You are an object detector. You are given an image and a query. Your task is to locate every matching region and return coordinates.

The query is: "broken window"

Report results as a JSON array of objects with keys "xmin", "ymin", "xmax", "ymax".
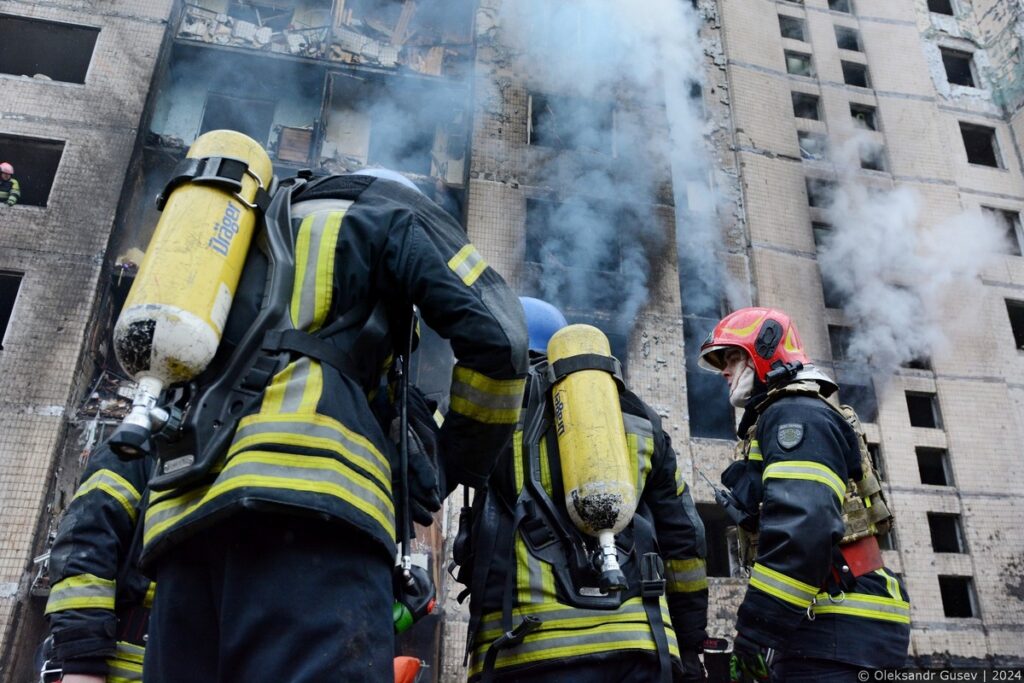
[
  {"xmin": 1006, "ymin": 299, "xmax": 1024, "ymax": 349},
  {"xmin": 906, "ymin": 391, "xmax": 942, "ymax": 429},
  {"xmin": 928, "ymin": 0, "xmax": 955, "ymax": 15},
  {"xmin": 778, "ymin": 15, "xmax": 807, "ymax": 42},
  {"xmin": 200, "ymin": 92, "xmax": 277, "ymax": 146},
  {"xmin": 812, "ymin": 221, "xmax": 833, "ymax": 250},
  {"xmin": 837, "ymin": 376, "xmax": 877, "ymax": 422},
  {"xmin": 917, "ymin": 447, "xmax": 953, "ymax": 486},
  {"xmin": 697, "ymin": 503, "xmax": 738, "ymax": 577},
  {"xmin": 903, "ymin": 355, "xmax": 933, "ymax": 370},
  {"xmin": 860, "ymin": 145, "xmax": 886, "ymax": 171},
  {"xmin": 941, "ymin": 48, "xmax": 976, "ymax": 87},
  {"xmin": 867, "ymin": 442, "xmax": 885, "ymax": 478},
  {"xmin": 0, "ymin": 271, "xmax": 22, "ymax": 350},
  {"xmin": 806, "ymin": 178, "xmax": 835, "ymax": 208},
  {"xmin": 828, "ymin": 325, "xmax": 852, "ymax": 361},
  {"xmin": 939, "ymin": 576, "xmax": 977, "ymax": 618},
  {"xmin": 982, "ymin": 207, "xmax": 1023, "ymax": 256},
  {"xmin": 798, "ymin": 131, "xmax": 827, "ymax": 161},
  {"xmin": 685, "ymin": 316, "xmax": 736, "ymax": 439},
  {"xmin": 842, "ymin": 61, "xmax": 870, "ymax": 87},
  {"xmin": 835, "ymin": 25, "xmax": 861, "ymax": 51},
  {"xmin": 878, "ymin": 528, "xmax": 897, "ymax": 551},
  {"xmin": 960, "ymin": 122, "xmax": 1001, "ymax": 167},
  {"xmin": 528, "ymin": 93, "xmax": 614, "ymax": 154},
  {"xmin": 0, "ymin": 133, "xmax": 65, "ymax": 207},
  {"xmin": 850, "ymin": 103, "xmax": 878, "ymax": 130},
  {"xmin": 828, "ymin": 0, "xmax": 853, "ymax": 13},
  {"xmin": 791, "ymin": 92, "xmax": 821, "ymax": 120},
  {"xmin": 0, "ymin": 14, "xmax": 99, "ymax": 84},
  {"xmin": 785, "ymin": 51, "xmax": 814, "ymax": 77},
  {"xmin": 226, "ymin": 1, "xmax": 295, "ymax": 32},
  {"xmin": 928, "ymin": 513, "xmax": 966, "ymax": 553}
]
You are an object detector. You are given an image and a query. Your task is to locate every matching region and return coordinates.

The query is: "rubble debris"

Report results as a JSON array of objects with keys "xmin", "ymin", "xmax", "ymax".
[{"xmin": 76, "ymin": 371, "xmax": 135, "ymax": 424}]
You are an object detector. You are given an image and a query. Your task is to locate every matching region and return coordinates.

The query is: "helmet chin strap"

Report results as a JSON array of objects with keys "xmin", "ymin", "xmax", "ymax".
[{"xmin": 728, "ymin": 362, "xmax": 756, "ymax": 407}]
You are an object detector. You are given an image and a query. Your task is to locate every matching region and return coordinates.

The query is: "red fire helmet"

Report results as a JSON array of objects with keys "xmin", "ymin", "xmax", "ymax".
[
  {"xmin": 698, "ymin": 307, "xmax": 810, "ymax": 383},
  {"xmin": 0, "ymin": 163, "xmax": 12, "ymax": 175}
]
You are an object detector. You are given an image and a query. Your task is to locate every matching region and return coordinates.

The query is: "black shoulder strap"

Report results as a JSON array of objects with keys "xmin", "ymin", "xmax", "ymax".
[{"xmin": 157, "ymin": 156, "xmax": 271, "ymax": 213}]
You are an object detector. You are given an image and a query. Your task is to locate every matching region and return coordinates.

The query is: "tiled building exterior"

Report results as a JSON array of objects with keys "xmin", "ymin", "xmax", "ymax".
[{"xmin": 1, "ymin": 0, "xmax": 1023, "ymax": 680}]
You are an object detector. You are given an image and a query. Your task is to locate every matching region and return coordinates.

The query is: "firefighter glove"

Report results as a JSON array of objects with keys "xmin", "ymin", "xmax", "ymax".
[{"xmin": 730, "ymin": 633, "xmax": 770, "ymax": 682}]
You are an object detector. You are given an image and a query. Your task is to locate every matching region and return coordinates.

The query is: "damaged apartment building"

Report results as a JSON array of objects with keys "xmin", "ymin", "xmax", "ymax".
[{"xmin": 2, "ymin": 0, "xmax": 1024, "ymax": 681}]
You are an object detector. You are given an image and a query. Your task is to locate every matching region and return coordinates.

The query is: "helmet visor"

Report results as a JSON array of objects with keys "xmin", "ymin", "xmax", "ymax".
[{"xmin": 697, "ymin": 344, "xmax": 734, "ymax": 373}]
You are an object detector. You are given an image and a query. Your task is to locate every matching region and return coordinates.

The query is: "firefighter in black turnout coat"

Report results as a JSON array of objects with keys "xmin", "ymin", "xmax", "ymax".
[
  {"xmin": 699, "ymin": 307, "xmax": 910, "ymax": 682},
  {"xmin": 141, "ymin": 169, "xmax": 528, "ymax": 683},
  {"xmin": 452, "ymin": 297, "xmax": 708, "ymax": 683},
  {"xmin": 43, "ymin": 443, "xmax": 153, "ymax": 683}
]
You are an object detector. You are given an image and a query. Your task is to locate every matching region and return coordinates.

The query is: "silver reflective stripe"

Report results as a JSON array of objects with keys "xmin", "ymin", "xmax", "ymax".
[
  {"xmin": 450, "ymin": 379, "xmax": 523, "ymax": 414},
  {"xmin": 73, "ymin": 469, "xmax": 142, "ymax": 521},
  {"xmin": 624, "ymin": 413, "xmax": 654, "ymax": 490},
  {"xmin": 107, "ymin": 641, "xmax": 145, "ymax": 683},
  {"xmin": 666, "ymin": 559, "xmax": 707, "ymax": 593},
  {"xmin": 479, "ymin": 598, "xmax": 651, "ymax": 634},
  {"xmin": 280, "ymin": 358, "xmax": 312, "ymax": 413},
  {"xmin": 763, "ymin": 461, "xmax": 846, "ymax": 501},
  {"xmin": 448, "ymin": 244, "xmax": 488, "ymax": 286},
  {"xmin": 295, "ymin": 211, "xmax": 331, "ymax": 330},
  {"xmin": 812, "ymin": 593, "xmax": 910, "ymax": 623},
  {"xmin": 231, "ymin": 417, "xmax": 391, "ymax": 487}
]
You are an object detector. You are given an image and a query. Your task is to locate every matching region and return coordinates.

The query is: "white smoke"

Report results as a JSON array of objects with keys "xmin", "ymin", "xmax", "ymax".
[
  {"xmin": 817, "ymin": 132, "xmax": 1005, "ymax": 376},
  {"xmin": 496, "ymin": 0, "xmax": 716, "ymax": 333}
]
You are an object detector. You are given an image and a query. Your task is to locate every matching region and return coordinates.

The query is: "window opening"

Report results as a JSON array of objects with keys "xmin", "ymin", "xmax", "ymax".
[
  {"xmin": 0, "ymin": 133, "xmax": 65, "ymax": 207},
  {"xmin": 792, "ymin": 92, "xmax": 821, "ymax": 120},
  {"xmin": 941, "ymin": 49, "xmax": 976, "ymax": 87},
  {"xmin": 917, "ymin": 447, "xmax": 952, "ymax": 486},
  {"xmin": 835, "ymin": 26, "xmax": 861, "ymax": 51},
  {"xmin": 928, "ymin": 513, "xmax": 965, "ymax": 553},
  {"xmin": 0, "ymin": 271, "xmax": 22, "ymax": 349},
  {"xmin": 842, "ymin": 61, "xmax": 870, "ymax": 88},
  {"xmin": 0, "ymin": 14, "xmax": 98, "ymax": 84},
  {"xmin": 982, "ymin": 207, "xmax": 1022, "ymax": 256},
  {"xmin": 938, "ymin": 576, "xmax": 977, "ymax": 618},
  {"xmin": 1005, "ymin": 299, "xmax": 1024, "ymax": 349},
  {"xmin": 785, "ymin": 51, "xmax": 814, "ymax": 77},
  {"xmin": 960, "ymin": 123, "xmax": 1001, "ymax": 167},
  {"xmin": 906, "ymin": 391, "xmax": 942, "ymax": 429},
  {"xmin": 850, "ymin": 103, "xmax": 878, "ymax": 130},
  {"xmin": 779, "ymin": 15, "xmax": 807, "ymax": 41}
]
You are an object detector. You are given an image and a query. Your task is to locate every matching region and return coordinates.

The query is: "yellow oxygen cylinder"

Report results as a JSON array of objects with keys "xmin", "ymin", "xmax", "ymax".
[
  {"xmin": 548, "ymin": 324, "xmax": 636, "ymax": 591},
  {"xmin": 110, "ymin": 130, "xmax": 272, "ymax": 457}
]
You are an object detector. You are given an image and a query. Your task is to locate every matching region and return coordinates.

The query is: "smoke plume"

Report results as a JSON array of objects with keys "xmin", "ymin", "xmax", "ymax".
[
  {"xmin": 496, "ymin": 0, "xmax": 715, "ymax": 334},
  {"xmin": 817, "ymin": 132, "xmax": 1005, "ymax": 376}
]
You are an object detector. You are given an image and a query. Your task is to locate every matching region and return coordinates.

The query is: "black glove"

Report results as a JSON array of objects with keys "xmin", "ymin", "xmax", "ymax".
[
  {"xmin": 394, "ymin": 387, "xmax": 443, "ymax": 527},
  {"xmin": 680, "ymin": 648, "xmax": 706, "ymax": 682},
  {"xmin": 730, "ymin": 633, "xmax": 770, "ymax": 682}
]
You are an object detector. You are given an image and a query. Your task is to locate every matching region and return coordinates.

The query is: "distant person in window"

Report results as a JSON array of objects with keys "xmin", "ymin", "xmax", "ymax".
[{"xmin": 0, "ymin": 163, "xmax": 20, "ymax": 206}]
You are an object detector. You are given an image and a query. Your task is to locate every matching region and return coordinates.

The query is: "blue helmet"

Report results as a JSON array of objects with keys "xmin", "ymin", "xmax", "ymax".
[{"xmin": 520, "ymin": 297, "xmax": 568, "ymax": 353}]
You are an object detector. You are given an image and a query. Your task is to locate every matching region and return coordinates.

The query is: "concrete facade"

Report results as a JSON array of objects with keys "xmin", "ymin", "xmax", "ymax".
[{"xmin": 2, "ymin": 0, "xmax": 1024, "ymax": 679}]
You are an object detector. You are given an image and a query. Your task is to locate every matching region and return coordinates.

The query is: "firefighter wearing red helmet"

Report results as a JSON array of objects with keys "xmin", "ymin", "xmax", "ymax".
[
  {"xmin": 699, "ymin": 307, "xmax": 909, "ymax": 682},
  {"xmin": 0, "ymin": 162, "xmax": 20, "ymax": 207}
]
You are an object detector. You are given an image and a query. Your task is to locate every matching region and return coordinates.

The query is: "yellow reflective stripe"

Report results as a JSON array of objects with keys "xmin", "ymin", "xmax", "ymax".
[
  {"xmin": 749, "ymin": 563, "xmax": 818, "ymax": 609},
  {"xmin": 145, "ymin": 451, "xmax": 395, "ymax": 546},
  {"xmin": 72, "ymin": 469, "xmax": 141, "ymax": 521},
  {"xmin": 448, "ymin": 244, "xmax": 489, "ymax": 286},
  {"xmin": 539, "ymin": 438, "xmax": 552, "ymax": 497},
  {"xmin": 143, "ymin": 582, "xmax": 156, "ymax": 609},
  {"xmin": 676, "ymin": 473, "xmax": 686, "ymax": 497},
  {"xmin": 812, "ymin": 591, "xmax": 910, "ymax": 624},
  {"xmin": 763, "ymin": 460, "xmax": 845, "ymax": 502},
  {"xmin": 312, "ymin": 213, "xmax": 342, "ymax": 329},
  {"xmin": 513, "ymin": 430, "xmax": 525, "ymax": 493},
  {"xmin": 450, "ymin": 367, "xmax": 524, "ymax": 424},
  {"xmin": 876, "ymin": 569, "xmax": 903, "ymax": 602},
  {"xmin": 45, "ymin": 574, "xmax": 116, "ymax": 613},
  {"xmin": 260, "ymin": 358, "xmax": 323, "ymax": 416},
  {"xmin": 748, "ymin": 439, "xmax": 763, "ymax": 462},
  {"xmin": 666, "ymin": 558, "xmax": 708, "ymax": 593},
  {"xmin": 108, "ymin": 640, "xmax": 146, "ymax": 681},
  {"xmin": 230, "ymin": 412, "xmax": 391, "ymax": 489}
]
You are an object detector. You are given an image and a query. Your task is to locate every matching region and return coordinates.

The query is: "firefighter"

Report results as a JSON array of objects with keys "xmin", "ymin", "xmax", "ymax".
[
  {"xmin": 451, "ymin": 297, "xmax": 708, "ymax": 683},
  {"xmin": 42, "ymin": 443, "xmax": 153, "ymax": 683},
  {"xmin": 698, "ymin": 307, "xmax": 910, "ymax": 682},
  {"xmin": 0, "ymin": 162, "xmax": 20, "ymax": 206},
  {"xmin": 140, "ymin": 168, "xmax": 528, "ymax": 683}
]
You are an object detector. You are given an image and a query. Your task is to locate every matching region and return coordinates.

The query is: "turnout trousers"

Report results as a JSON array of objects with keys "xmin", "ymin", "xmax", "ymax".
[{"xmin": 145, "ymin": 512, "xmax": 394, "ymax": 683}]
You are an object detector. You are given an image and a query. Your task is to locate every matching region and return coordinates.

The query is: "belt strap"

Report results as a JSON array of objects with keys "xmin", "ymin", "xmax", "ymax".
[
  {"xmin": 157, "ymin": 155, "xmax": 272, "ymax": 213},
  {"xmin": 262, "ymin": 328, "xmax": 361, "ymax": 380},
  {"xmin": 640, "ymin": 553, "xmax": 672, "ymax": 683}
]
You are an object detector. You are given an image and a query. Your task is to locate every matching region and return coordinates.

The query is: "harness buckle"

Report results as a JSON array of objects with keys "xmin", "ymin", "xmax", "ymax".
[{"xmin": 640, "ymin": 552, "xmax": 666, "ymax": 598}]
